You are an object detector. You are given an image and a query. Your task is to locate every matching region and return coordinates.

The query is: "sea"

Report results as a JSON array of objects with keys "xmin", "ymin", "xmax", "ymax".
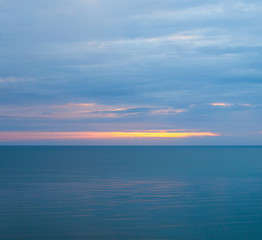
[{"xmin": 1, "ymin": 146, "xmax": 262, "ymax": 240}]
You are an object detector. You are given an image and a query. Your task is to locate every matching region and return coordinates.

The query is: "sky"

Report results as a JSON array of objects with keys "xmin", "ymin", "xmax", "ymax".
[{"xmin": 0, "ymin": 0, "xmax": 262, "ymax": 145}]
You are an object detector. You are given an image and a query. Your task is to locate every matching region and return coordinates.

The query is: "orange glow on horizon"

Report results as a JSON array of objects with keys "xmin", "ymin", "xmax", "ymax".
[{"xmin": 0, "ymin": 131, "xmax": 220, "ymax": 141}]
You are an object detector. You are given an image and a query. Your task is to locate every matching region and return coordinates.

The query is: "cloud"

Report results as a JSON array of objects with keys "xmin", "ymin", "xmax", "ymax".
[
  {"xmin": 239, "ymin": 103, "xmax": 253, "ymax": 107},
  {"xmin": 151, "ymin": 108, "xmax": 187, "ymax": 115},
  {"xmin": 0, "ymin": 77, "xmax": 33, "ymax": 83},
  {"xmin": 133, "ymin": 2, "xmax": 262, "ymax": 22},
  {"xmin": 209, "ymin": 103, "xmax": 233, "ymax": 107},
  {"xmin": 0, "ymin": 102, "xmax": 188, "ymax": 119},
  {"xmin": 0, "ymin": 77, "xmax": 17, "ymax": 83},
  {"xmin": 131, "ymin": 4, "xmax": 226, "ymax": 21},
  {"xmin": 0, "ymin": 0, "xmax": 262, "ymax": 144},
  {"xmin": 0, "ymin": 103, "xmax": 139, "ymax": 119},
  {"xmin": 50, "ymin": 32, "xmax": 200, "ymax": 57},
  {"xmin": 0, "ymin": 130, "xmax": 220, "ymax": 141}
]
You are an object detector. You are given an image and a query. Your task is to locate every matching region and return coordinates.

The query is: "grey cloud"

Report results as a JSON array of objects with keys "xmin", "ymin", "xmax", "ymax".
[{"xmin": 1, "ymin": 0, "xmax": 262, "ymax": 143}]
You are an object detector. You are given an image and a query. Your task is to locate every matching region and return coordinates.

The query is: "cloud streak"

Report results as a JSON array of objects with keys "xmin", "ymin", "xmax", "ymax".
[
  {"xmin": 0, "ymin": 77, "xmax": 33, "ymax": 83},
  {"xmin": 0, "ymin": 103, "xmax": 187, "ymax": 119}
]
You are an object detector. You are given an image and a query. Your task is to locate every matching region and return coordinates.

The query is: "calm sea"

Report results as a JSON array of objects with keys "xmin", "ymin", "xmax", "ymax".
[{"xmin": 1, "ymin": 146, "xmax": 262, "ymax": 240}]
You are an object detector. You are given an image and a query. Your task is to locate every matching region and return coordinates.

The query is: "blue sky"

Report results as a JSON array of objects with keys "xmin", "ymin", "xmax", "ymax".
[{"xmin": 0, "ymin": 0, "xmax": 262, "ymax": 144}]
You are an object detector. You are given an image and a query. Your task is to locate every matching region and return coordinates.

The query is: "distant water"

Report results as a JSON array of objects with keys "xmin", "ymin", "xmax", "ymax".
[{"xmin": 1, "ymin": 146, "xmax": 262, "ymax": 240}]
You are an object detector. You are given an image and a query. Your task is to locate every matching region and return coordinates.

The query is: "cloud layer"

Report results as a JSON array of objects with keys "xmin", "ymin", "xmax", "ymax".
[{"xmin": 0, "ymin": 0, "xmax": 262, "ymax": 144}]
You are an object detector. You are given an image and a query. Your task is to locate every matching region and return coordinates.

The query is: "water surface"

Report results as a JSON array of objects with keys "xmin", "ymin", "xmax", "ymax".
[{"xmin": 1, "ymin": 146, "xmax": 262, "ymax": 239}]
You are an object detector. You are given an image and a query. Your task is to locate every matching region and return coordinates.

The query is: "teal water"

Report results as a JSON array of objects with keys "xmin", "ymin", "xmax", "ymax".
[{"xmin": 1, "ymin": 146, "xmax": 262, "ymax": 239}]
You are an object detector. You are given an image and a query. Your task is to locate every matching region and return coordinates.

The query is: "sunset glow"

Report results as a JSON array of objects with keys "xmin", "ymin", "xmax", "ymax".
[{"xmin": 0, "ymin": 131, "xmax": 220, "ymax": 141}]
